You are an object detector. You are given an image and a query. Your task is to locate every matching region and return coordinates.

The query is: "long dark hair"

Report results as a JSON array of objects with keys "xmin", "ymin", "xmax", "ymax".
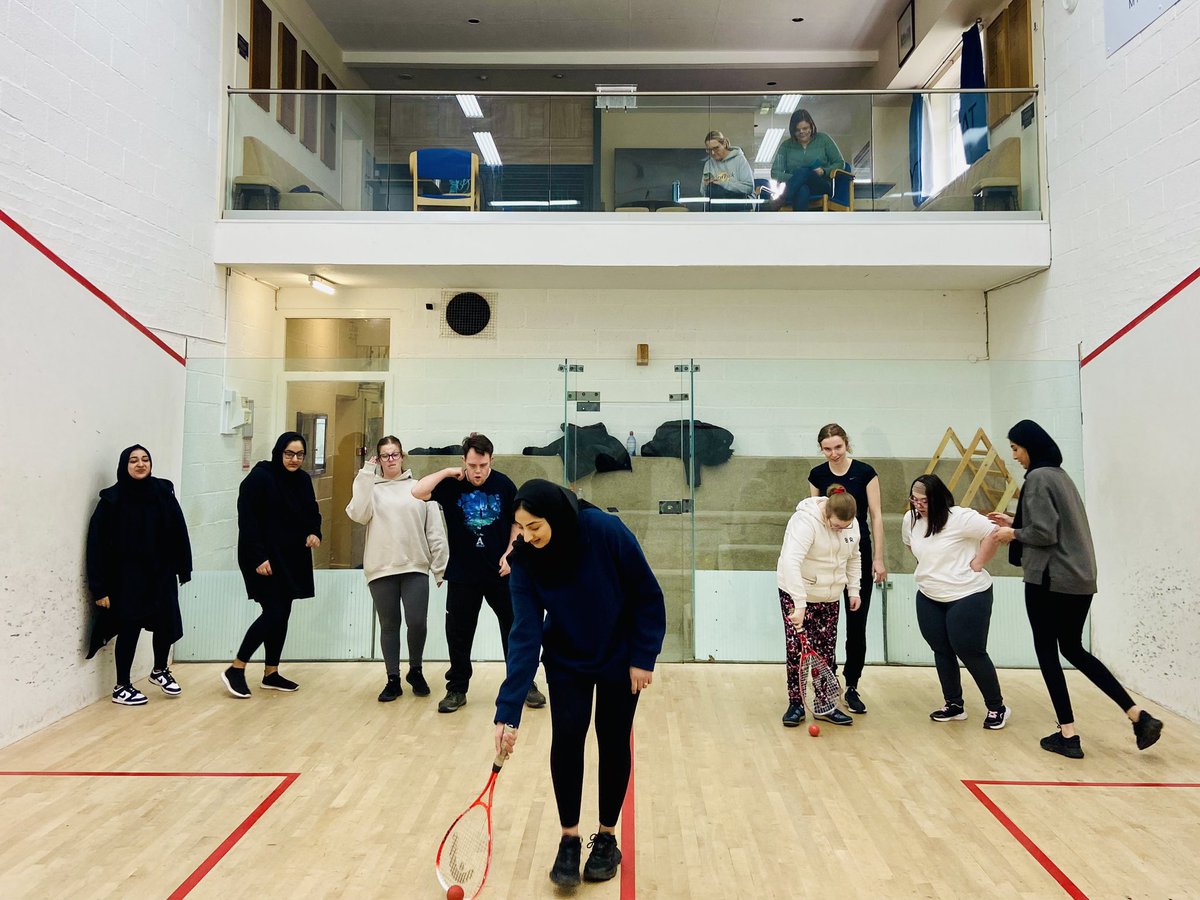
[
  {"xmin": 910, "ymin": 474, "xmax": 954, "ymax": 537},
  {"xmin": 788, "ymin": 108, "xmax": 818, "ymax": 138}
]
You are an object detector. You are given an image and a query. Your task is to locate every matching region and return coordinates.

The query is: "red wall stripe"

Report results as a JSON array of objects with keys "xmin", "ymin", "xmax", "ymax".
[
  {"xmin": 1080, "ymin": 264, "xmax": 1200, "ymax": 367},
  {"xmin": 620, "ymin": 731, "xmax": 637, "ymax": 900},
  {"xmin": 0, "ymin": 207, "xmax": 187, "ymax": 367}
]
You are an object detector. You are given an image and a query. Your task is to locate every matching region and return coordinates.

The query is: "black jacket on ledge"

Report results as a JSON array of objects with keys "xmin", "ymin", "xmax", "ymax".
[{"xmin": 523, "ymin": 423, "xmax": 632, "ymax": 482}]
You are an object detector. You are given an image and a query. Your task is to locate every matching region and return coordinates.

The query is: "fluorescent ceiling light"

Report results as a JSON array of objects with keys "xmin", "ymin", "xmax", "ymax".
[
  {"xmin": 473, "ymin": 131, "xmax": 502, "ymax": 167},
  {"xmin": 776, "ymin": 93, "xmax": 803, "ymax": 115},
  {"xmin": 754, "ymin": 127, "xmax": 786, "ymax": 164},
  {"xmin": 456, "ymin": 94, "xmax": 483, "ymax": 118},
  {"xmin": 308, "ymin": 274, "xmax": 336, "ymax": 294},
  {"xmin": 595, "ymin": 83, "xmax": 637, "ymax": 93}
]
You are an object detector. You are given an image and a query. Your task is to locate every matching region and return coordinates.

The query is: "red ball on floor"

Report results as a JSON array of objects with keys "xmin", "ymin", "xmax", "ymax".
[{"xmin": 809, "ymin": 724, "xmax": 821, "ymax": 737}]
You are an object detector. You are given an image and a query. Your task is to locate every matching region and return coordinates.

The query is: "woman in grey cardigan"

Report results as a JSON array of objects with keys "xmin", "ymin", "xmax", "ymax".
[{"xmin": 992, "ymin": 420, "xmax": 1163, "ymax": 758}]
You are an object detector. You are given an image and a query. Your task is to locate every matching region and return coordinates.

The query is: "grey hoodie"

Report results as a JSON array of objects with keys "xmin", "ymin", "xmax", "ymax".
[{"xmin": 701, "ymin": 146, "xmax": 754, "ymax": 196}]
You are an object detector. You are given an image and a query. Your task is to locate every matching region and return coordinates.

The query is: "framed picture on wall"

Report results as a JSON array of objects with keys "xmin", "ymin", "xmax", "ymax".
[{"xmin": 898, "ymin": 1, "xmax": 916, "ymax": 67}]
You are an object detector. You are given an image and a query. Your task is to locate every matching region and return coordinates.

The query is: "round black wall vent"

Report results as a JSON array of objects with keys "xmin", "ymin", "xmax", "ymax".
[{"xmin": 444, "ymin": 291, "xmax": 492, "ymax": 336}]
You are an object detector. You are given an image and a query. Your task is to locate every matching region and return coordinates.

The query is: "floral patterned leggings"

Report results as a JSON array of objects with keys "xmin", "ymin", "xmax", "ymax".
[{"xmin": 779, "ymin": 589, "xmax": 842, "ymax": 712}]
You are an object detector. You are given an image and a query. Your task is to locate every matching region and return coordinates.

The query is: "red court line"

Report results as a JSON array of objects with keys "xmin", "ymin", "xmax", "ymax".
[
  {"xmin": 963, "ymin": 779, "xmax": 1200, "ymax": 900},
  {"xmin": 0, "ymin": 207, "xmax": 187, "ymax": 366},
  {"xmin": 1080, "ymin": 264, "xmax": 1200, "ymax": 367},
  {"xmin": 0, "ymin": 770, "xmax": 299, "ymax": 899},
  {"xmin": 620, "ymin": 731, "xmax": 637, "ymax": 900}
]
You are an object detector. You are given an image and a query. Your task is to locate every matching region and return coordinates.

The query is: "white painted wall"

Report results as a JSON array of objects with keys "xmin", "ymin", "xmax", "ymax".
[
  {"xmin": 0, "ymin": 224, "xmax": 187, "ymax": 748},
  {"xmin": 988, "ymin": 0, "xmax": 1200, "ymax": 718}
]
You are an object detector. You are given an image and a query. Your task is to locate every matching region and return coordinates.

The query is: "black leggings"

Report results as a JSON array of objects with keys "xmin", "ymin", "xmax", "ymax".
[
  {"xmin": 236, "ymin": 597, "xmax": 295, "ymax": 667},
  {"xmin": 1025, "ymin": 580, "xmax": 1134, "ymax": 725},
  {"xmin": 838, "ymin": 545, "xmax": 874, "ymax": 688},
  {"xmin": 548, "ymin": 674, "xmax": 640, "ymax": 830},
  {"xmin": 115, "ymin": 626, "xmax": 172, "ymax": 686},
  {"xmin": 916, "ymin": 589, "xmax": 1003, "ymax": 710}
]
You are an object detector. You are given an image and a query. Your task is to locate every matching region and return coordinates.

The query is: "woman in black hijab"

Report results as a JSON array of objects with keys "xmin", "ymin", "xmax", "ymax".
[
  {"xmin": 492, "ymin": 479, "xmax": 665, "ymax": 887},
  {"xmin": 86, "ymin": 444, "xmax": 192, "ymax": 706},
  {"xmin": 221, "ymin": 432, "xmax": 322, "ymax": 698},
  {"xmin": 991, "ymin": 420, "xmax": 1163, "ymax": 757}
]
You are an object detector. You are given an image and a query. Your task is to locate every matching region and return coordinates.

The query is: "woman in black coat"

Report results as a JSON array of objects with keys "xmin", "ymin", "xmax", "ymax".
[
  {"xmin": 221, "ymin": 432, "xmax": 322, "ymax": 698},
  {"xmin": 86, "ymin": 444, "xmax": 192, "ymax": 706}
]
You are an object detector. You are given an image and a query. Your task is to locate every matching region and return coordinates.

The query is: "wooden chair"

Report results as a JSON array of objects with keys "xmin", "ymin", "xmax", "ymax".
[{"xmin": 408, "ymin": 149, "xmax": 479, "ymax": 211}]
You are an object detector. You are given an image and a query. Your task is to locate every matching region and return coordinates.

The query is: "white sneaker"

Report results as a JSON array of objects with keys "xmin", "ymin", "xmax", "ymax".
[
  {"xmin": 148, "ymin": 668, "xmax": 182, "ymax": 696},
  {"xmin": 112, "ymin": 684, "xmax": 148, "ymax": 706}
]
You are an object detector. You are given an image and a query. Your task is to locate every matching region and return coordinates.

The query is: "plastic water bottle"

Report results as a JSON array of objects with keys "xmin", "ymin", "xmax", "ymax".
[
  {"xmin": 671, "ymin": 180, "xmax": 680, "ymax": 203},
  {"xmin": 626, "ymin": 431, "xmax": 637, "ymax": 457}
]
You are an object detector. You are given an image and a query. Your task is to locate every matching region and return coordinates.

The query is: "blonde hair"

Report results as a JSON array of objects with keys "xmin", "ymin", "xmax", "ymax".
[
  {"xmin": 704, "ymin": 130, "xmax": 729, "ymax": 147},
  {"xmin": 824, "ymin": 483, "xmax": 857, "ymax": 521}
]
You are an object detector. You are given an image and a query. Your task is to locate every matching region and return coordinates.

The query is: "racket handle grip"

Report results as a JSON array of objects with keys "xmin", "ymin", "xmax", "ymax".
[{"xmin": 494, "ymin": 723, "xmax": 517, "ymax": 768}]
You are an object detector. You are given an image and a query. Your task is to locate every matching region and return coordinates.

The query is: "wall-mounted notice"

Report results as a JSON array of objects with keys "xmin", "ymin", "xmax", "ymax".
[{"xmin": 1105, "ymin": 0, "xmax": 1180, "ymax": 56}]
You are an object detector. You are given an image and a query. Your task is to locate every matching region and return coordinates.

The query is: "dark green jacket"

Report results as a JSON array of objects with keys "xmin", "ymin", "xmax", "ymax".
[{"xmin": 770, "ymin": 133, "xmax": 846, "ymax": 183}]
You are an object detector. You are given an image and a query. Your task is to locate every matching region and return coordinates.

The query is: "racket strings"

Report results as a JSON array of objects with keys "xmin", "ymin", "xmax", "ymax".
[
  {"xmin": 801, "ymin": 651, "xmax": 843, "ymax": 715},
  {"xmin": 439, "ymin": 806, "xmax": 490, "ymax": 895}
]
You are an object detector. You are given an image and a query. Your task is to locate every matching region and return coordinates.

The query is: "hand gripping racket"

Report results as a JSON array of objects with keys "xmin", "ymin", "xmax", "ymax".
[
  {"xmin": 799, "ymin": 635, "xmax": 843, "ymax": 717},
  {"xmin": 435, "ymin": 726, "xmax": 514, "ymax": 899}
]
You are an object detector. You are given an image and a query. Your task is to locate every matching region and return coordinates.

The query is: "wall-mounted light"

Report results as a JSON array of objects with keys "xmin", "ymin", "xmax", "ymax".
[
  {"xmin": 308, "ymin": 274, "xmax": 337, "ymax": 295},
  {"xmin": 473, "ymin": 131, "xmax": 503, "ymax": 166},
  {"xmin": 754, "ymin": 127, "xmax": 786, "ymax": 163},
  {"xmin": 456, "ymin": 94, "xmax": 483, "ymax": 118}
]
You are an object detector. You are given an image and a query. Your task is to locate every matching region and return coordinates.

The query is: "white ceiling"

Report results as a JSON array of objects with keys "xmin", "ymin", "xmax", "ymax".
[{"xmin": 305, "ymin": 0, "xmax": 911, "ymax": 91}]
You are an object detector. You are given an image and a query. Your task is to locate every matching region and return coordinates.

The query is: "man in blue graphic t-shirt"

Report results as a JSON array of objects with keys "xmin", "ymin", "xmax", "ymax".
[{"xmin": 413, "ymin": 433, "xmax": 546, "ymax": 713}]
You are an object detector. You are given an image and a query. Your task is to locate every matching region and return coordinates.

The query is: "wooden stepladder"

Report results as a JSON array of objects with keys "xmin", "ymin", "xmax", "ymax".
[{"xmin": 918, "ymin": 427, "xmax": 1020, "ymax": 513}]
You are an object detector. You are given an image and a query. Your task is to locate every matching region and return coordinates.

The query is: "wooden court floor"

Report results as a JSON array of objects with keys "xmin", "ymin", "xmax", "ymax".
[{"xmin": 0, "ymin": 663, "xmax": 1196, "ymax": 900}]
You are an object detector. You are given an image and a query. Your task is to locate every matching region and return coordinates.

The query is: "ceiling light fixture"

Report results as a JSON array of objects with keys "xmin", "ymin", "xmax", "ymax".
[
  {"xmin": 766, "ymin": 81, "xmax": 778, "ymax": 87},
  {"xmin": 308, "ymin": 274, "xmax": 336, "ymax": 295},
  {"xmin": 754, "ymin": 127, "xmax": 786, "ymax": 164},
  {"xmin": 776, "ymin": 93, "xmax": 803, "ymax": 115},
  {"xmin": 792, "ymin": 17, "xmax": 804, "ymax": 22},
  {"xmin": 473, "ymin": 131, "xmax": 503, "ymax": 167},
  {"xmin": 467, "ymin": 17, "xmax": 480, "ymax": 24},
  {"xmin": 456, "ymin": 94, "xmax": 484, "ymax": 118}
]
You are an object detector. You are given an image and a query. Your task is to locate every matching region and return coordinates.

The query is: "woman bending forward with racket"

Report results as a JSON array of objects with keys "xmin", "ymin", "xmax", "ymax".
[
  {"xmin": 493, "ymin": 480, "xmax": 666, "ymax": 887},
  {"xmin": 777, "ymin": 485, "xmax": 861, "ymax": 727}
]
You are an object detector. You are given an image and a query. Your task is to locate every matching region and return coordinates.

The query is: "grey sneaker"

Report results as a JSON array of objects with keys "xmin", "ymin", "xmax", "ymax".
[{"xmin": 438, "ymin": 690, "xmax": 467, "ymax": 713}]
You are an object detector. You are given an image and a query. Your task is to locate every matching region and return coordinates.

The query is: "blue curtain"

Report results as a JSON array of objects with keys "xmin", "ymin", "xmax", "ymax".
[
  {"xmin": 908, "ymin": 93, "xmax": 931, "ymax": 207},
  {"xmin": 959, "ymin": 24, "xmax": 989, "ymax": 164}
]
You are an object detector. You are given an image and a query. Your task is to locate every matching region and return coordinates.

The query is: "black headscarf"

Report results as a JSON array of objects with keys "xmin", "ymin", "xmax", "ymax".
[
  {"xmin": 114, "ymin": 444, "xmax": 162, "ymax": 552},
  {"xmin": 268, "ymin": 431, "xmax": 313, "ymax": 518},
  {"xmin": 510, "ymin": 479, "xmax": 597, "ymax": 585},
  {"xmin": 1006, "ymin": 419, "xmax": 1063, "ymax": 565}
]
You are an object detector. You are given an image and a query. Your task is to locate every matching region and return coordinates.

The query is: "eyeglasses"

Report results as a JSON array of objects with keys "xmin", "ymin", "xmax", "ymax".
[
  {"xmin": 909, "ymin": 495, "xmax": 928, "ymax": 504},
  {"xmin": 379, "ymin": 452, "xmax": 402, "ymax": 461},
  {"xmin": 704, "ymin": 145, "xmax": 723, "ymax": 154},
  {"xmin": 282, "ymin": 450, "xmax": 306, "ymax": 460}
]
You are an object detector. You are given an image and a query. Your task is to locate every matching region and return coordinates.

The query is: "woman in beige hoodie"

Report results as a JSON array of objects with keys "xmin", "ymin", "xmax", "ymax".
[
  {"xmin": 346, "ymin": 436, "xmax": 449, "ymax": 702},
  {"xmin": 776, "ymin": 485, "xmax": 861, "ymax": 727}
]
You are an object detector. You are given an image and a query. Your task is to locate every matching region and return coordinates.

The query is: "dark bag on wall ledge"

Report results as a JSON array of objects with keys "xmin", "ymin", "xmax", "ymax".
[{"xmin": 641, "ymin": 420, "xmax": 735, "ymax": 487}]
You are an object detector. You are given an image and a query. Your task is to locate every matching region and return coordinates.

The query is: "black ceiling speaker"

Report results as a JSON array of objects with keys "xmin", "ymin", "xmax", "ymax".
[{"xmin": 444, "ymin": 291, "xmax": 492, "ymax": 336}]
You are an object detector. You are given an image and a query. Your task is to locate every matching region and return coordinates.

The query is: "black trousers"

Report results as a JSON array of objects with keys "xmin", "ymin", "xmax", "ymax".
[
  {"xmin": 1025, "ymin": 580, "xmax": 1134, "ymax": 725},
  {"xmin": 548, "ymin": 674, "xmax": 641, "ymax": 829},
  {"xmin": 236, "ymin": 596, "xmax": 294, "ymax": 667},
  {"xmin": 781, "ymin": 168, "xmax": 832, "ymax": 209},
  {"xmin": 444, "ymin": 578, "xmax": 514, "ymax": 694},
  {"xmin": 916, "ymin": 588, "xmax": 1004, "ymax": 710},
  {"xmin": 115, "ymin": 626, "xmax": 172, "ymax": 686},
  {"xmin": 837, "ymin": 545, "xmax": 873, "ymax": 688}
]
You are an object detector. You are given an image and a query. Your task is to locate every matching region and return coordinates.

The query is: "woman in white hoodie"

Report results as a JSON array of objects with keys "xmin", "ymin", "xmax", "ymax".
[
  {"xmin": 776, "ymin": 485, "xmax": 861, "ymax": 727},
  {"xmin": 346, "ymin": 436, "xmax": 449, "ymax": 702}
]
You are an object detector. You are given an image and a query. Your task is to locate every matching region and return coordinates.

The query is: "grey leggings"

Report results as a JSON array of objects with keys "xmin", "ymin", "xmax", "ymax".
[
  {"xmin": 916, "ymin": 587, "xmax": 1004, "ymax": 711},
  {"xmin": 368, "ymin": 573, "xmax": 430, "ymax": 676}
]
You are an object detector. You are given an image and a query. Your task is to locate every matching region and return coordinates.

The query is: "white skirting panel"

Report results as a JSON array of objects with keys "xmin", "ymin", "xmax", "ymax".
[{"xmin": 176, "ymin": 571, "xmax": 508, "ymax": 663}]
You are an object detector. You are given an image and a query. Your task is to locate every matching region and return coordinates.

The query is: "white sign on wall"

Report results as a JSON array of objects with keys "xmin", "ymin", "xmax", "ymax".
[{"xmin": 1105, "ymin": 0, "xmax": 1181, "ymax": 56}]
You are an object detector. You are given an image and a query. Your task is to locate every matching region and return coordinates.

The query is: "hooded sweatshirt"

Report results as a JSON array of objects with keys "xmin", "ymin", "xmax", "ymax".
[
  {"xmin": 346, "ymin": 465, "xmax": 449, "ymax": 583},
  {"xmin": 776, "ymin": 496, "xmax": 862, "ymax": 615},
  {"xmin": 702, "ymin": 145, "xmax": 755, "ymax": 196}
]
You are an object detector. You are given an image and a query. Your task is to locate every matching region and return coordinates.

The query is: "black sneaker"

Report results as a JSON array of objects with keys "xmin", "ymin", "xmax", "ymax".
[
  {"xmin": 438, "ymin": 690, "xmax": 467, "ymax": 713},
  {"xmin": 983, "ymin": 706, "xmax": 1011, "ymax": 730},
  {"xmin": 221, "ymin": 666, "xmax": 251, "ymax": 699},
  {"xmin": 549, "ymin": 835, "xmax": 582, "ymax": 887},
  {"xmin": 525, "ymin": 682, "xmax": 547, "ymax": 709},
  {"xmin": 378, "ymin": 676, "xmax": 403, "ymax": 702},
  {"xmin": 112, "ymin": 684, "xmax": 148, "ymax": 706},
  {"xmin": 261, "ymin": 671, "xmax": 299, "ymax": 692},
  {"xmin": 1133, "ymin": 710, "xmax": 1163, "ymax": 750},
  {"xmin": 149, "ymin": 668, "xmax": 182, "ymax": 697},
  {"xmin": 1040, "ymin": 730, "xmax": 1084, "ymax": 759},
  {"xmin": 405, "ymin": 668, "xmax": 430, "ymax": 697},
  {"xmin": 781, "ymin": 702, "xmax": 805, "ymax": 727},
  {"xmin": 815, "ymin": 708, "xmax": 854, "ymax": 726},
  {"xmin": 845, "ymin": 687, "xmax": 867, "ymax": 714},
  {"xmin": 930, "ymin": 703, "xmax": 967, "ymax": 722},
  {"xmin": 583, "ymin": 832, "xmax": 622, "ymax": 882}
]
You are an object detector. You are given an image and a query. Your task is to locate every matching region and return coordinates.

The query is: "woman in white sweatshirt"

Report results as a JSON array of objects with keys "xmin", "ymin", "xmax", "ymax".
[
  {"xmin": 346, "ymin": 435, "xmax": 449, "ymax": 702},
  {"xmin": 776, "ymin": 485, "xmax": 861, "ymax": 727},
  {"xmin": 903, "ymin": 475, "xmax": 1009, "ymax": 729}
]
